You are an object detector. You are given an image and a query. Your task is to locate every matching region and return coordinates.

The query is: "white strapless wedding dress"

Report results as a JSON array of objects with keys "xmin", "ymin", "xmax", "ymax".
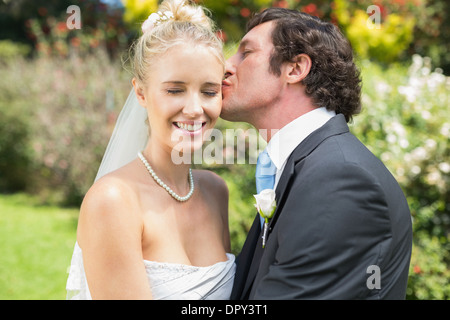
[{"xmin": 66, "ymin": 242, "xmax": 236, "ymax": 300}]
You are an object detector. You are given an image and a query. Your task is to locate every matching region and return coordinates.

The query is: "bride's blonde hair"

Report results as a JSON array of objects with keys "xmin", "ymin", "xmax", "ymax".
[{"xmin": 131, "ymin": 0, "xmax": 224, "ymax": 87}]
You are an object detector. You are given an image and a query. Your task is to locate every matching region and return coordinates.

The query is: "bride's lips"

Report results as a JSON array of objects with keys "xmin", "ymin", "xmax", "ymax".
[{"xmin": 173, "ymin": 121, "xmax": 206, "ymax": 136}]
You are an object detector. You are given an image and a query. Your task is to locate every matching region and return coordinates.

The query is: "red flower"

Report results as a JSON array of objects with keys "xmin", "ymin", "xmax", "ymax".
[
  {"xmin": 274, "ymin": 1, "xmax": 289, "ymax": 8},
  {"xmin": 374, "ymin": 1, "xmax": 388, "ymax": 18},
  {"xmin": 56, "ymin": 22, "xmax": 67, "ymax": 32},
  {"xmin": 303, "ymin": 3, "xmax": 317, "ymax": 14},
  {"xmin": 240, "ymin": 8, "xmax": 251, "ymax": 18},
  {"xmin": 413, "ymin": 265, "xmax": 422, "ymax": 274}
]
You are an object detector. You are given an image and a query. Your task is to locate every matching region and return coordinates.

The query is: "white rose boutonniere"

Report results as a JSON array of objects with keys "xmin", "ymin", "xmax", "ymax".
[{"xmin": 254, "ymin": 189, "xmax": 277, "ymax": 248}]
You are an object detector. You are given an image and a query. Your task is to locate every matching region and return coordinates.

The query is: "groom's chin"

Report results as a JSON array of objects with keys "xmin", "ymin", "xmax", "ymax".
[{"xmin": 220, "ymin": 103, "xmax": 237, "ymax": 122}]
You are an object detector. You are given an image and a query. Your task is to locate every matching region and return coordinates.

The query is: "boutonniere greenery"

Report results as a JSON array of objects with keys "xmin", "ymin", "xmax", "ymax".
[{"xmin": 254, "ymin": 189, "xmax": 277, "ymax": 248}]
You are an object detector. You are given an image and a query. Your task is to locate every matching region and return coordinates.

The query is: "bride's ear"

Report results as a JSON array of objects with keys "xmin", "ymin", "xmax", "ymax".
[{"xmin": 132, "ymin": 78, "xmax": 147, "ymax": 107}]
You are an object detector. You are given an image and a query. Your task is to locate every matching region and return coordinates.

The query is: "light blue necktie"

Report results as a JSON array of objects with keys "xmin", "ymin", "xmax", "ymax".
[{"xmin": 255, "ymin": 149, "xmax": 277, "ymax": 226}]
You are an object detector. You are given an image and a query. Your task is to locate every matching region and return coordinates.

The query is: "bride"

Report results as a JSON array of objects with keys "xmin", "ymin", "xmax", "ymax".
[{"xmin": 66, "ymin": 0, "xmax": 235, "ymax": 300}]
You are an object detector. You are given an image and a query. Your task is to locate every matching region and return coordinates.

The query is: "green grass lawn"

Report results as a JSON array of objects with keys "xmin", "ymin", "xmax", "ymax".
[{"xmin": 0, "ymin": 193, "xmax": 79, "ymax": 300}]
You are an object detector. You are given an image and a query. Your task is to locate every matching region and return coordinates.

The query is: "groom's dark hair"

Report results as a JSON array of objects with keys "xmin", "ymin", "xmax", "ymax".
[{"xmin": 247, "ymin": 8, "xmax": 362, "ymax": 123}]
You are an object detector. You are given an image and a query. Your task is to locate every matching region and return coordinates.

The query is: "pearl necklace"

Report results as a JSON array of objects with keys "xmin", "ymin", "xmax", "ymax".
[{"xmin": 138, "ymin": 152, "xmax": 194, "ymax": 202}]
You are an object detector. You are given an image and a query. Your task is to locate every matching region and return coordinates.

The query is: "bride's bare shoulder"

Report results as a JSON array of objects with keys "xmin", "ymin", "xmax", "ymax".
[
  {"xmin": 194, "ymin": 169, "xmax": 228, "ymax": 197},
  {"xmin": 77, "ymin": 163, "xmax": 144, "ymax": 247},
  {"xmin": 79, "ymin": 162, "xmax": 142, "ymax": 224},
  {"xmin": 87, "ymin": 162, "xmax": 138, "ymax": 201},
  {"xmin": 86, "ymin": 175, "xmax": 133, "ymax": 205}
]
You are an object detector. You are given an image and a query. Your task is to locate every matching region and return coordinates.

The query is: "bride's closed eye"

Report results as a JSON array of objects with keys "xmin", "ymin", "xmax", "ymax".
[
  {"xmin": 166, "ymin": 88, "xmax": 184, "ymax": 95},
  {"xmin": 201, "ymin": 83, "xmax": 221, "ymax": 98},
  {"xmin": 202, "ymin": 90, "xmax": 219, "ymax": 97},
  {"xmin": 166, "ymin": 89, "xmax": 218, "ymax": 96}
]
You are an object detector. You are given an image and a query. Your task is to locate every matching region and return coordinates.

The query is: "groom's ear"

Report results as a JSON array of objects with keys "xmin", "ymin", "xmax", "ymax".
[
  {"xmin": 285, "ymin": 53, "xmax": 312, "ymax": 84},
  {"xmin": 132, "ymin": 78, "xmax": 147, "ymax": 107}
]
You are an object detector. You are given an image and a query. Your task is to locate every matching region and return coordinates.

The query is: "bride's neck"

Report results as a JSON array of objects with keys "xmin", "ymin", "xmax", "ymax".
[{"xmin": 141, "ymin": 140, "xmax": 191, "ymax": 189}]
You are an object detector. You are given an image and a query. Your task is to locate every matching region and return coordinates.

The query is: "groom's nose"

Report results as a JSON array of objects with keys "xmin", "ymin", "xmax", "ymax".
[{"xmin": 224, "ymin": 54, "xmax": 237, "ymax": 78}]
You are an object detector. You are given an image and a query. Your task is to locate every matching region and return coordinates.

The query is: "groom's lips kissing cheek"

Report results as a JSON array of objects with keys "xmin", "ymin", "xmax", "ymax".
[{"xmin": 222, "ymin": 78, "xmax": 232, "ymax": 95}]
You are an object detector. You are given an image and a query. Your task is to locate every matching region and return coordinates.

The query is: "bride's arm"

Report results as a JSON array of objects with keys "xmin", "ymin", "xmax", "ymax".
[{"xmin": 77, "ymin": 176, "xmax": 153, "ymax": 300}]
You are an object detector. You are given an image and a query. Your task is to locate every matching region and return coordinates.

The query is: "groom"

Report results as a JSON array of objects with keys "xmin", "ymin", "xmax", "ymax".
[{"xmin": 221, "ymin": 8, "xmax": 412, "ymax": 299}]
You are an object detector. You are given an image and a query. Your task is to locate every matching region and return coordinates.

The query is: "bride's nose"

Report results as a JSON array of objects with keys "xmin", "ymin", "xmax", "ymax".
[{"xmin": 182, "ymin": 94, "xmax": 204, "ymax": 118}]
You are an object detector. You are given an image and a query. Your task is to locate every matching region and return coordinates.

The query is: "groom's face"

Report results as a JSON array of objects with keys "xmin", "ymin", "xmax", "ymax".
[{"xmin": 221, "ymin": 21, "xmax": 284, "ymax": 123}]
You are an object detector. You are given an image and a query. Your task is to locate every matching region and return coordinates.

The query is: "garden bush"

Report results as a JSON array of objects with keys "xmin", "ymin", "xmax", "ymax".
[
  {"xmin": 352, "ymin": 56, "xmax": 449, "ymax": 299},
  {"xmin": 0, "ymin": 51, "xmax": 131, "ymax": 205},
  {"xmin": 0, "ymin": 101, "xmax": 32, "ymax": 192},
  {"xmin": 0, "ymin": 42, "xmax": 34, "ymax": 192}
]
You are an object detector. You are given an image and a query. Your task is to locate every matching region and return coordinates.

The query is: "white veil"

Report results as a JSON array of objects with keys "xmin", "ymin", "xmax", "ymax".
[
  {"xmin": 95, "ymin": 89, "xmax": 149, "ymax": 181},
  {"xmin": 66, "ymin": 88, "xmax": 149, "ymax": 299}
]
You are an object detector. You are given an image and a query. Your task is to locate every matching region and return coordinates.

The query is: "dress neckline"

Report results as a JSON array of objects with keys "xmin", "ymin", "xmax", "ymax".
[{"xmin": 142, "ymin": 253, "xmax": 235, "ymax": 270}]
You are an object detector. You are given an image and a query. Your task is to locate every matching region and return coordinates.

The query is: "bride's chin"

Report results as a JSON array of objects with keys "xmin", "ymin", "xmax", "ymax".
[{"xmin": 171, "ymin": 142, "xmax": 203, "ymax": 155}]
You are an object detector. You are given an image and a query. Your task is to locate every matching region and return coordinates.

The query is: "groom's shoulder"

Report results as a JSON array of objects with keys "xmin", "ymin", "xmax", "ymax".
[{"xmin": 306, "ymin": 128, "xmax": 379, "ymax": 166}]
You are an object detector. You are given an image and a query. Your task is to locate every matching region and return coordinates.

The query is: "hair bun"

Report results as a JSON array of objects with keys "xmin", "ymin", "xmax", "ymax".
[
  {"xmin": 159, "ymin": 0, "xmax": 214, "ymax": 31},
  {"xmin": 131, "ymin": 0, "xmax": 223, "ymax": 87}
]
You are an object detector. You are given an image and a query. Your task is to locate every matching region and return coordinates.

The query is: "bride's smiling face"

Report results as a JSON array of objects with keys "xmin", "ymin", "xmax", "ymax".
[{"xmin": 134, "ymin": 43, "xmax": 223, "ymax": 155}]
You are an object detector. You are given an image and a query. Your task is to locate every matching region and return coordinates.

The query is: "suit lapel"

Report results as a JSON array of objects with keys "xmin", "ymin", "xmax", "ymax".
[
  {"xmin": 241, "ymin": 227, "xmax": 264, "ymax": 299},
  {"xmin": 231, "ymin": 214, "xmax": 261, "ymax": 300},
  {"xmin": 240, "ymin": 114, "xmax": 350, "ymax": 299},
  {"xmin": 268, "ymin": 114, "xmax": 349, "ymax": 233}
]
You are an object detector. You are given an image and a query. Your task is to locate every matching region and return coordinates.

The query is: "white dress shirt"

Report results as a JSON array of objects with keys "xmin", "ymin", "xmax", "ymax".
[{"xmin": 266, "ymin": 107, "xmax": 336, "ymax": 189}]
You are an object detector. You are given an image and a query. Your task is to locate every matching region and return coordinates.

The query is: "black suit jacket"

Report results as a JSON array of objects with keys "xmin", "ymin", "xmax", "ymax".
[{"xmin": 231, "ymin": 114, "xmax": 412, "ymax": 300}]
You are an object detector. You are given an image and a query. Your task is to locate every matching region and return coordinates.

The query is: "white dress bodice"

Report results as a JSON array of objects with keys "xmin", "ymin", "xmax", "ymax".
[{"xmin": 66, "ymin": 242, "xmax": 235, "ymax": 300}]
